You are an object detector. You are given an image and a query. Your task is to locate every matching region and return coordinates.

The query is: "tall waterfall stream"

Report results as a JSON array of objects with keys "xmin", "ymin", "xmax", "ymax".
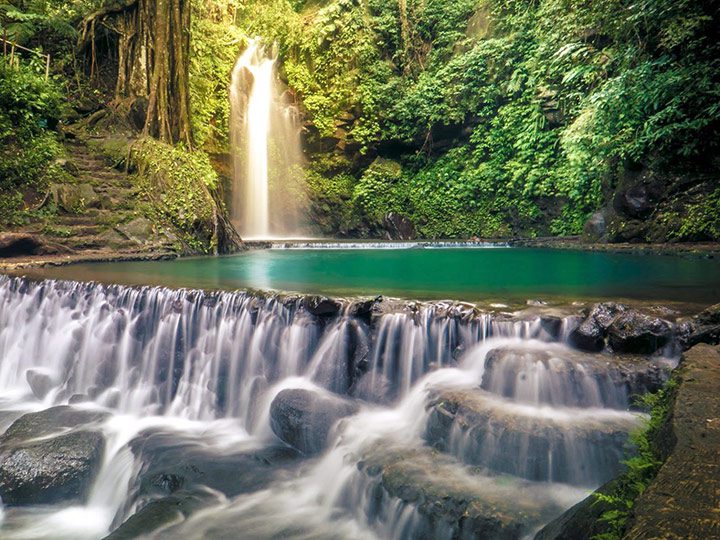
[
  {"xmin": 229, "ymin": 40, "xmax": 305, "ymax": 239},
  {"xmin": 0, "ymin": 275, "xmax": 676, "ymax": 539}
]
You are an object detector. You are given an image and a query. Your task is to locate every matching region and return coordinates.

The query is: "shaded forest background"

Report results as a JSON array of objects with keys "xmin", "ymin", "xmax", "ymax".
[{"xmin": 1, "ymin": 0, "xmax": 719, "ymax": 247}]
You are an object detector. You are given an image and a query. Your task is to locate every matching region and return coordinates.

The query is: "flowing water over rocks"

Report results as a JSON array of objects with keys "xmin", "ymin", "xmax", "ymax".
[{"xmin": 0, "ymin": 275, "xmax": 680, "ymax": 539}]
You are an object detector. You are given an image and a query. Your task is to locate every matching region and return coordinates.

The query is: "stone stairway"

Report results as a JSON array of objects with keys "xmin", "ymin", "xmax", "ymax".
[{"xmin": 16, "ymin": 137, "xmax": 172, "ymax": 256}]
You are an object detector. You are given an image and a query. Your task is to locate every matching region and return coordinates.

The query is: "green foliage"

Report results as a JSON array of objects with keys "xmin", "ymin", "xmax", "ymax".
[
  {"xmin": 0, "ymin": 58, "xmax": 64, "ymax": 226},
  {"xmin": 234, "ymin": 0, "xmax": 719, "ymax": 239},
  {"xmin": 189, "ymin": 0, "xmax": 244, "ymax": 151},
  {"xmin": 132, "ymin": 138, "xmax": 219, "ymax": 253},
  {"xmin": 352, "ymin": 158, "xmax": 405, "ymax": 223},
  {"xmin": 592, "ymin": 378, "xmax": 678, "ymax": 540},
  {"xmin": 0, "ymin": 0, "xmax": 79, "ymax": 47},
  {"xmin": 671, "ymin": 188, "xmax": 720, "ymax": 241}
]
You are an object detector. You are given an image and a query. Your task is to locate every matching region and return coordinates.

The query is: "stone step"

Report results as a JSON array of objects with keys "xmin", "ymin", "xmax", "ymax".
[
  {"xmin": 353, "ymin": 443, "xmax": 582, "ymax": 539},
  {"xmin": 44, "ymin": 225, "xmax": 105, "ymax": 237},
  {"xmin": 425, "ymin": 388, "xmax": 641, "ymax": 486},
  {"xmin": 54, "ymin": 214, "xmax": 113, "ymax": 226},
  {"xmin": 65, "ymin": 235, "xmax": 137, "ymax": 250},
  {"xmin": 480, "ymin": 344, "xmax": 671, "ymax": 409}
]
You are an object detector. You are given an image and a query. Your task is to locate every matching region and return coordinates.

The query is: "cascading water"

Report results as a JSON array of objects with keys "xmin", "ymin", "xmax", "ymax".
[
  {"xmin": 0, "ymin": 275, "xmax": 676, "ymax": 539},
  {"xmin": 230, "ymin": 39, "xmax": 305, "ymax": 239}
]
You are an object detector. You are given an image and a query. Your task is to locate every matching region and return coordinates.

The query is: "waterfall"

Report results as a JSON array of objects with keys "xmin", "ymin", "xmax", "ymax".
[
  {"xmin": 0, "ymin": 276, "xmax": 554, "ymax": 421},
  {"xmin": 229, "ymin": 39, "xmax": 305, "ymax": 239},
  {"xmin": 0, "ymin": 275, "xmax": 677, "ymax": 539}
]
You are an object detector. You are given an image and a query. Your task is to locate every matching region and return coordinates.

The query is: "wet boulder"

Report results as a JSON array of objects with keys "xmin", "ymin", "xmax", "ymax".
[
  {"xmin": 608, "ymin": 311, "xmax": 673, "ymax": 354},
  {"xmin": 533, "ymin": 478, "xmax": 619, "ymax": 540},
  {"xmin": 538, "ymin": 315, "xmax": 563, "ymax": 341},
  {"xmin": 270, "ymin": 388, "xmax": 359, "ymax": 455},
  {"xmin": 0, "ymin": 406, "xmax": 108, "ymax": 505},
  {"xmin": 382, "ymin": 212, "xmax": 415, "ymax": 240},
  {"xmin": 568, "ymin": 318, "xmax": 605, "ymax": 352},
  {"xmin": 301, "ymin": 295, "xmax": 342, "ymax": 317},
  {"xmin": 347, "ymin": 296, "xmax": 382, "ymax": 319},
  {"xmin": 26, "ymin": 368, "xmax": 55, "ymax": 399},
  {"xmin": 568, "ymin": 303, "xmax": 628, "ymax": 352},
  {"xmin": 681, "ymin": 303, "xmax": 720, "ymax": 347},
  {"xmin": 104, "ymin": 489, "xmax": 219, "ymax": 540}
]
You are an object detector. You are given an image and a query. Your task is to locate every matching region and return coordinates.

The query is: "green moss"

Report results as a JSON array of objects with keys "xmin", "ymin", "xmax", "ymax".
[
  {"xmin": 131, "ymin": 138, "xmax": 220, "ymax": 254},
  {"xmin": 671, "ymin": 188, "xmax": 720, "ymax": 242},
  {"xmin": 352, "ymin": 158, "xmax": 405, "ymax": 223}
]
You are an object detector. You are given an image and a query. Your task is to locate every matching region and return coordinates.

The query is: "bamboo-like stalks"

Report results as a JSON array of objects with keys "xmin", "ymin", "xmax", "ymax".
[{"xmin": 0, "ymin": 36, "xmax": 51, "ymax": 79}]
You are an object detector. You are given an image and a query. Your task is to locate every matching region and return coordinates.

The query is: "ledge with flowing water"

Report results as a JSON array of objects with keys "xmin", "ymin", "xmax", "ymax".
[{"xmin": 0, "ymin": 274, "xmax": 702, "ymax": 539}]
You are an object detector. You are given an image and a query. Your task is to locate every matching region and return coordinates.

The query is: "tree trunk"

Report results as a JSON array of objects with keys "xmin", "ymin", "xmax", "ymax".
[
  {"xmin": 82, "ymin": 0, "xmax": 193, "ymax": 148},
  {"xmin": 143, "ymin": 0, "xmax": 193, "ymax": 147}
]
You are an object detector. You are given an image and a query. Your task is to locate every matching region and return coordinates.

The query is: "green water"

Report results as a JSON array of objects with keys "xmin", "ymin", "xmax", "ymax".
[{"xmin": 24, "ymin": 247, "xmax": 720, "ymax": 306}]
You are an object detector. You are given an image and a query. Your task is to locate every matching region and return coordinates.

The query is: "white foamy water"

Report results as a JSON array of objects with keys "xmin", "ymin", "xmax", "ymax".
[{"xmin": 0, "ymin": 276, "xmax": 675, "ymax": 539}]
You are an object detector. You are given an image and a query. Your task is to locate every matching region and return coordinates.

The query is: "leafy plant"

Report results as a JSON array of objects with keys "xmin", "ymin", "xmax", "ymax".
[{"xmin": 592, "ymin": 378, "xmax": 678, "ymax": 540}]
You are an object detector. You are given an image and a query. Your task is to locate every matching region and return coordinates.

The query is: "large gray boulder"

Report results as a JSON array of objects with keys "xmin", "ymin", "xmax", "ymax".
[
  {"xmin": 0, "ymin": 406, "xmax": 108, "ymax": 505},
  {"xmin": 270, "ymin": 388, "xmax": 359, "ymax": 455},
  {"xmin": 608, "ymin": 311, "xmax": 673, "ymax": 354},
  {"xmin": 51, "ymin": 183, "xmax": 102, "ymax": 213}
]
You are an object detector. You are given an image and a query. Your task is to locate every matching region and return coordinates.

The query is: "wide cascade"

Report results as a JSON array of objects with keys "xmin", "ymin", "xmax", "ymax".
[
  {"xmin": 229, "ymin": 39, "xmax": 304, "ymax": 239},
  {"xmin": 0, "ymin": 276, "xmax": 675, "ymax": 539}
]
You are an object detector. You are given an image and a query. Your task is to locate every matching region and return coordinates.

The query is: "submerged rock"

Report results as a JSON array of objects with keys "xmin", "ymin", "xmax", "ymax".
[
  {"xmin": 270, "ymin": 388, "xmax": 359, "ymax": 455},
  {"xmin": 104, "ymin": 489, "xmax": 219, "ymax": 540},
  {"xmin": 356, "ymin": 445, "xmax": 567, "ymax": 539},
  {"xmin": 0, "ymin": 406, "xmax": 108, "ymax": 505},
  {"xmin": 130, "ymin": 429, "xmax": 299, "ymax": 500}
]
